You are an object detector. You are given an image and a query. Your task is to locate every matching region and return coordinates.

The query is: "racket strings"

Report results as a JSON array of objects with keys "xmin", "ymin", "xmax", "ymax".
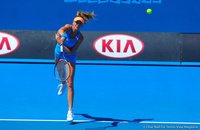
[
  {"xmin": 54, "ymin": 60, "xmax": 70, "ymax": 81},
  {"xmin": 56, "ymin": 62, "xmax": 66, "ymax": 80}
]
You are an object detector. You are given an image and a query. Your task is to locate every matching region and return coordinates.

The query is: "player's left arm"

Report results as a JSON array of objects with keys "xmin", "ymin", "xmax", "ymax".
[
  {"xmin": 55, "ymin": 24, "xmax": 71, "ymax": 45},
  {"xmin": 63, "ymin": 33, "xmax": 84, "ymax": 55}
]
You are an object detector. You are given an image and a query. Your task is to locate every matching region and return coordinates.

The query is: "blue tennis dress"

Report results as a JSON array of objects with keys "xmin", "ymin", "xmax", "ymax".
[{"xmin": 55, "ymin": 29, "xmax": 81, "ymax": 63}]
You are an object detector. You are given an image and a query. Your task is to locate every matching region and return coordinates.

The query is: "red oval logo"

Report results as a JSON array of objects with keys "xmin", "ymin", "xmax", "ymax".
[
  {"xmin": 93, "ymin": 34, "xmax": 144, "ymax": 59},
  {"xmin": 0, "ymin": 32, "xmax": 20, "ymax": 56}
]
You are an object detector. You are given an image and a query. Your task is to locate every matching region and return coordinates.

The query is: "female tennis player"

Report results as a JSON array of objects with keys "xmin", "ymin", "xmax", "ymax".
[{"xmin": 55, "ymin": 10, "xmax": 95, "ymax": 121}]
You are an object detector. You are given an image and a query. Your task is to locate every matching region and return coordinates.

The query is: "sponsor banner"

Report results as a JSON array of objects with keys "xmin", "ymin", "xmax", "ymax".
[
  {"xmin": 181, "ymin": 34, "xmax": 200, "ymax": 62},
  {"xmin": 0, "ymin": 32, "xmax": 20, "ymax": 56},
  {"xmin": 79, "ymin": 31, "xmax": 181, "ymax": 62},
  {"xmin": 2, "ymin": 30, "xmax": 200, "ymax": 63},
  {"xmin": 0, "ymin": 30, "xmax": 55, "ymax": 59},
  {"xmin": 93, "ymin": 34, "xmax": 145, "ymax": 59}
]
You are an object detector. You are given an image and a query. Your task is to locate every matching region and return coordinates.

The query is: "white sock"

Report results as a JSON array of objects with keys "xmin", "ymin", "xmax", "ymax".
[{"xmin": 68, "ymin": 110, "xmax": 72, "ymax": 114}]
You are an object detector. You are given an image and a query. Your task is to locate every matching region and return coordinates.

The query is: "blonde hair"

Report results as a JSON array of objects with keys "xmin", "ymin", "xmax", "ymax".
[{"xmin": 77, "ymin": 10, "xmax": 96, "ymax": 23}]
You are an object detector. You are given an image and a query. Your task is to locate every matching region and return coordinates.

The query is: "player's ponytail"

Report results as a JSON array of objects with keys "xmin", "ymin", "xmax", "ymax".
[{"xmin": 77, "ymin": 10, "xmax": 96, "ymax": 23}]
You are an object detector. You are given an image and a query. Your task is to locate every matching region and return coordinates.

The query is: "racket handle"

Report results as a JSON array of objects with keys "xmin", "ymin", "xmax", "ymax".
[{"xmin": 60, "ymin": 44, "xmax": 63, "ymax": 52}]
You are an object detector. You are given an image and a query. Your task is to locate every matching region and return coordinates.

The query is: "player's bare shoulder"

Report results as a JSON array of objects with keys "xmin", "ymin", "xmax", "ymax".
[{"xmin": 63, "ymin": 24, "xmax": 72, "ymax": 32}]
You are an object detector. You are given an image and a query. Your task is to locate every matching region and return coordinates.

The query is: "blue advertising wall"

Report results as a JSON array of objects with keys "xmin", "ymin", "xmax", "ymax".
[
  {"xmin": 0, "ymin": 0, "xmax": 200, "ymax": 65},
  {"xmin": 0, "ymin": 0, "xmax": 200, "ymax": 33}
]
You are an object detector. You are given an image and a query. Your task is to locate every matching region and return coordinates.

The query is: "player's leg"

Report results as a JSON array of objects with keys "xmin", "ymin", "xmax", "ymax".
[{"xmin": 66, "ymin": 62, "xmax": 76, "ymax": 121}]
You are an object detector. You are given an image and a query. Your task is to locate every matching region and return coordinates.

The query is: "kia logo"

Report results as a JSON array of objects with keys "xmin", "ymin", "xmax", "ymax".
[
  {"xmin": 93, "ymin": 34, "xmax": 144, "ymax": 59},
  {"xmin": 0, "ymin": 32, "xmax": 20, "ymax": 56}
]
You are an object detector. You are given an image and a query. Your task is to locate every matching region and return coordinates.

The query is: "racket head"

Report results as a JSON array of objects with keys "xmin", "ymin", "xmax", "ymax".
[{"xmin": 54, "ymin": 59, "xmax": 71, "ymax": 82}]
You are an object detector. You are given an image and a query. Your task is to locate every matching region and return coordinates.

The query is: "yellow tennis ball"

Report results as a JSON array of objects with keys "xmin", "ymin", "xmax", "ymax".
[{"xmin": 147, "ymin": 9, "xmax": 152, "ymax": 14}]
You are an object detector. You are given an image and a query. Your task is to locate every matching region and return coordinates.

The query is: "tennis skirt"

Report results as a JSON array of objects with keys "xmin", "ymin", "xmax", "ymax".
[{"xmin": 54, "ymin": 47, "xmax": 77, "ymax": 63}]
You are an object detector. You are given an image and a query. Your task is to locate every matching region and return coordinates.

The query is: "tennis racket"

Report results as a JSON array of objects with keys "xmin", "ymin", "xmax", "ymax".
[{"xmin": 54, "ymin": 42, "xmax": 71, "ymax": 82}]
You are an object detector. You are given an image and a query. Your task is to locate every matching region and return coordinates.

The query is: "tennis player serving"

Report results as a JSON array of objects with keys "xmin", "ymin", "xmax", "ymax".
[{"xmin": 54, "ymin": 10, "xmax": 95, "ymax": 121}]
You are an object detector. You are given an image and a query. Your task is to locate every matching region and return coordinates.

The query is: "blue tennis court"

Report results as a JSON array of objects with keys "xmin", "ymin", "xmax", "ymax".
[
  {"xmin": 0, "ymin": 62, "xmax": 200, "ymax": 130},
  {"xmin": 1, "ymin": 0, "xmax": 200, "ymax": 129}
]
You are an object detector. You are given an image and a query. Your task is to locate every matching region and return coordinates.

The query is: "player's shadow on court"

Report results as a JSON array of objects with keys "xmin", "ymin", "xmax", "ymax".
[{"xmin": 70, "ymin": 113, "xmax": 153, "ymax": 129}]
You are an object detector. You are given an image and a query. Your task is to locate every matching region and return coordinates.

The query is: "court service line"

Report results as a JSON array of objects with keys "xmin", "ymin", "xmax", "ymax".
[{"xmin": 0, "ymin": 119, "xmax": 200, "ymax": 125}]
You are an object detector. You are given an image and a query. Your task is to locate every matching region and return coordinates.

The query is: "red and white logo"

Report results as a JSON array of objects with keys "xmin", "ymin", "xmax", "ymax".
[
  {"xmin": 0, "ymin": 32, "xmax": 20, "ymax": 56},
  {"xmin": 93, "ymin": 34, "xmax": 144, "ymax": 59}
]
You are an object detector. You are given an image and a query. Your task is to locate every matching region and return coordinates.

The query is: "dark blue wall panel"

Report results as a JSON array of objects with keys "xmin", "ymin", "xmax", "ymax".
[{"xmin": 0, "ymin": 0, "xmax": 200, "ymax": 33}]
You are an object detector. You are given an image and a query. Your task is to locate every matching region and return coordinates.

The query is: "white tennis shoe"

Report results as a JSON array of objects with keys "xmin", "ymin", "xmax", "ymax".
[
  {"xmin": 67, "ymin": 110, "xmax": 73, "ymax": 121},
  {"xmin": 57, "ymin": 83, "xmax": 67, "ymax": 95}
]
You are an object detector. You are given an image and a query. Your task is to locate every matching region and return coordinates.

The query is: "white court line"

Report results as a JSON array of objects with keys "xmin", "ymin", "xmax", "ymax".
[{"xmin": 0, "ymin": 119, "xmax": 200, "ymax": 125}]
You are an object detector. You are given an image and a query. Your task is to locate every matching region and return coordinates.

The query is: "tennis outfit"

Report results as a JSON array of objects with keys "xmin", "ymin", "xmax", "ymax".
[
  {"xmin": 55, "ymin": 29, "xmax": 81, "ymax": 63},
  {"xmin": 55, "ymin": 28, "xmax": 80, "ymax": 121}
]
